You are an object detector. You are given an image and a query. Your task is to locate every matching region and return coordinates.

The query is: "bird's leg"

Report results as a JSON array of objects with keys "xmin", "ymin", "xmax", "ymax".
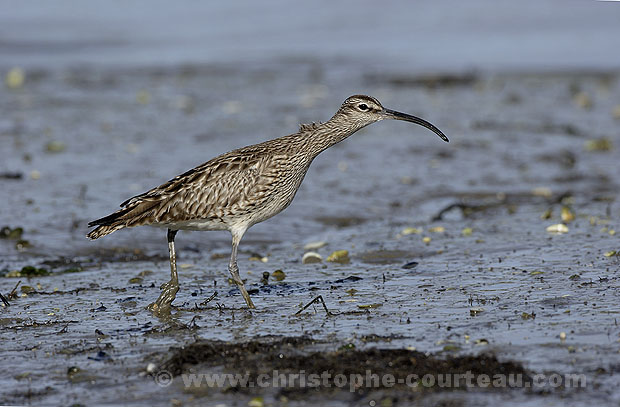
[
  {"xmin": 228, "ymin": 233, "xmax": 256, "ymax": 309},
  {"xmin": 148, "ymin": 229, "xmax": 179, "ymax": 315}
]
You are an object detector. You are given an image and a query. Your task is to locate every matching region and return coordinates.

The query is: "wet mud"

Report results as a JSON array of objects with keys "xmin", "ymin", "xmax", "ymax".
[
  {"xmin": 1, "ymin": 61, "xmax": 619, "ymax": 406},
  {"xmin": 159, "ymin": 336, "xmax": 528, "ymax": 403}
]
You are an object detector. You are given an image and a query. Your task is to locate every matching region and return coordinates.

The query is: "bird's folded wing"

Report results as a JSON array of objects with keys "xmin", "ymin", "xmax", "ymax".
[{"xmin": 118, "ymin": 153, "xmax": 271, "ymax": 225}]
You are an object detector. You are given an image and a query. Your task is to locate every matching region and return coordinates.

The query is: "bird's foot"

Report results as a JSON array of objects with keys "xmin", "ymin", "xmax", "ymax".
[
  {"xmin": 243, "ymin": 293, "xmax": 256, "ymax": 309},
  {"xmin": 147, "ymin": 281, "xmax": 179, "ymax": 317},
  {"xmin": 233, "ymin": 280, "xmax": 256, "ymax": 309},
  {"xmin": 147, "ymin": 301, "xmax": 171, "ymax": 316}
]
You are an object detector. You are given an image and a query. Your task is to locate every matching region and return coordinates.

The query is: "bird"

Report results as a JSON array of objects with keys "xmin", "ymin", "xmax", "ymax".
[{"xmin": 87, "ymin": 95, "xmax": 448, "ymax": 316}]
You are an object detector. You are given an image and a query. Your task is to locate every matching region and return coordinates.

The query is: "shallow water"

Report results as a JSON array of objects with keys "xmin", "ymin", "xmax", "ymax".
[
  {"xmin": 2, "ymin": 0, "xmax": 620, "ymax": 72},
  {"xmin": 1, "ymin": 60, "xmax": 619, "ymax": 405}
]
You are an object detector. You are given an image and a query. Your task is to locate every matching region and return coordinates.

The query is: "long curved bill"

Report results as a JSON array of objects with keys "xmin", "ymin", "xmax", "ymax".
[{"xmin": 383, "ymin": 109, "xmax": 449, "ymax": 143}]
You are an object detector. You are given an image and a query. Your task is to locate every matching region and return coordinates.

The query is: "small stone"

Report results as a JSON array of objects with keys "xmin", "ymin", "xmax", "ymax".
[
  {"xmin": 401, "ymin": 227, "xmax": 422, "ymax": 235},
  {"xmin": 470, "ymin": 307, "xmax": 484, "ymax": 316},
  {"xmin": 5, "ymin": 67, "xmax": 25, "ymax": 89},
  {"xmin": 15, "ymin": 239, "xmax": 31, "ymax": 250},
  {"xmin": 271, "ymin": 269, "xmax": 286, "ymax": 281},
  {"xmin": 546, "ymin": 223, "xmax": 569, "ymax": 234},
  {"xmin": 303, "ymin": 241, "xmax": 327, "ymax": 250},
  {"xmin": 302, "ymin": 252, "xmax": 322, "ymax": 264},
  {"xmin": 327, "ymin": 250, "xmax": 350, "ymax": 264},
  {"xmin": 532, "ymin": 187, "xmax": 552, "ymax": 198},
  {"xmin": 561, "ymin": 207, "xmax": 575, "ymax": 223},
  {"xmin": 585, "ymin": 138, "xmax": 612, "ymax": 152},
  {"xmin": 249, "ymin": 254, "xmax": 268, "ymax": 263},
  {"xmin": 45, "ymin": 141, "xmax": 66, "ymax": 153},
  {"xmin": 248, "ymin": 397, "xmax": 264, "ymax": 407},
  {"xmin": 67, "ymin": 366, "xmax": 80, "ymax": 377}
]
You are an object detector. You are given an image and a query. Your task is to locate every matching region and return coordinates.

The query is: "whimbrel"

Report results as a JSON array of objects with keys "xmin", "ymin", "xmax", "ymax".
[{"xmin": 87, "ymin": 95, "xmax": 448, "ymax": 315}]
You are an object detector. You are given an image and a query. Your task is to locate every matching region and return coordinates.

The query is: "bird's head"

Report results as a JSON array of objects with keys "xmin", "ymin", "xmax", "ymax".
[{"xmin": 337, "ymin": 95, "xmax": 449, "ymax": 142}]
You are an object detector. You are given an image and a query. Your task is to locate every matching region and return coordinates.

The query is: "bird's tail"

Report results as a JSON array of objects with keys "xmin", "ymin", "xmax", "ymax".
[
  {"xmin": 86, "ymin": 206, "xmax": 134, "ymax": 240},
  {"xmin": 86, "ymin": 224, "xmax": 125, "ymax": 240}
]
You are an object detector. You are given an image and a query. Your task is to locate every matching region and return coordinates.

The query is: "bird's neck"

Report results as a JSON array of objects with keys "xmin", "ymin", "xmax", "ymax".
[{"xmin": 306, "ymin": 113, "xmax": 368, "ymax": 158}]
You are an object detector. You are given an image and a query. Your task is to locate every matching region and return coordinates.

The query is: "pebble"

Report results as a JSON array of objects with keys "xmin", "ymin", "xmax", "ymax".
[
  {"xmin": 248, "ymin": 397, "xmax": 264, "ymax": 407},
  {"xmin": 401, "ymin": 227, "xmax": 422, "ymax": 235},
  {"xmin": 327, "ymin": 250, "xmax": 350, "ymax": 264},
  {"xmin": 303, "ymin": 241, "xmax": 327, "ymax": 250},
  {"xmin": 45, "ymin": 141, "xmax": 66, "ymax": 153},
  {"xmin": 560, "ymin": 207, "xmax": 575, "ymax": 223},
  {"xmin": 402, "ymin": 261, "xmax": 418, "ymax": 269},
  {"xmin": 532, "ymin": 187, "xmax": 552, "ymax": 198},
  {"xmin": 584, "ymin": 138, "xmax": 612, "ymax": 152},
  {"xmin": 470, "ymin": 307, "xmax": 484, "ymax": 316},
  {"xmin": 5, "ymin": 67, "xmax": 25, "ymax": 89},
  {"xmin": 546, "ymin": 223, "xmax": 569, "ymax": 234},
  {"xmin": 302, "ymin": 252, "xmax": 322, "ymax": 264},
  {"xmin": 271, "ymin": 269, "xmax": 286, "ymax": 281}
]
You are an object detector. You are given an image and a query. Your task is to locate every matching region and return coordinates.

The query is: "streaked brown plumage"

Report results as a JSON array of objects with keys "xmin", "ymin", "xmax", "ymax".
[{"xmin": 87, "ymin": 95, "xmax": 448, "ymax": 315}]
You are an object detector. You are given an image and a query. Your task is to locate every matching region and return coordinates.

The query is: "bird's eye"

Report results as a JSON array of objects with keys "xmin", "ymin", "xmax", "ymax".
[{"xmin": 358, "ymin": 103, "xmax": 369, "ymax": 111}]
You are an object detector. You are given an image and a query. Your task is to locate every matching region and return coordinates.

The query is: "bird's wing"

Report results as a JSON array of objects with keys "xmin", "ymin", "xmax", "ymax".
[{"xmin": 118, "ymin": 149, "xmax": 274, "ymax": 226}]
